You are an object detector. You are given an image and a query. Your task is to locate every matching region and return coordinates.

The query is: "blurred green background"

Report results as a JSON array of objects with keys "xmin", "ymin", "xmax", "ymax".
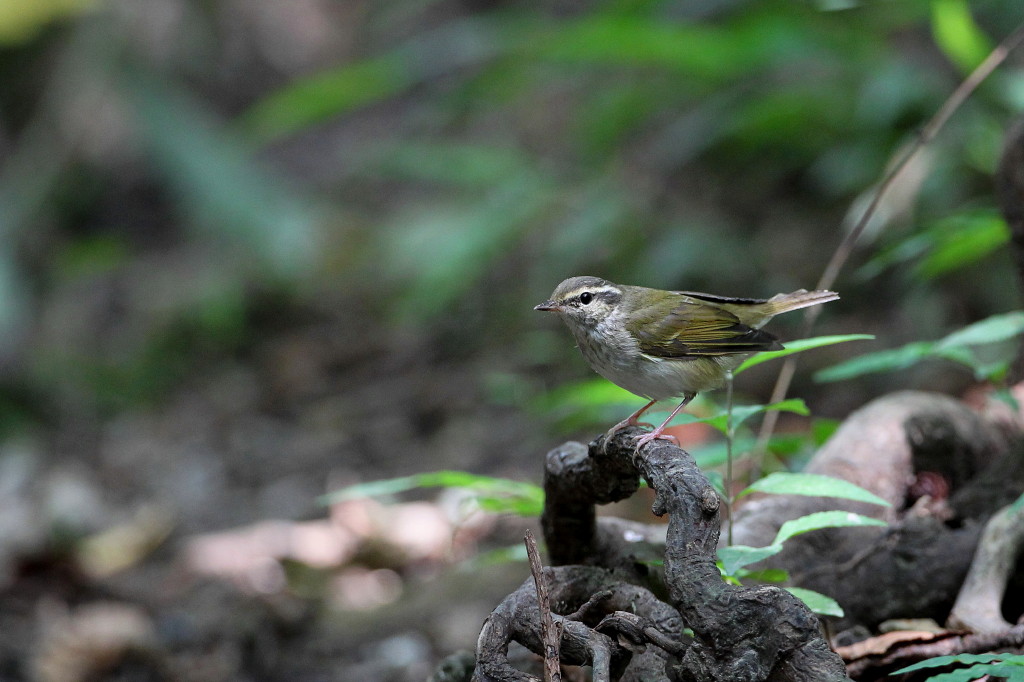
[{"xmin": 0, "ymin": 0, "xmax": 1022, "ymax": 679}]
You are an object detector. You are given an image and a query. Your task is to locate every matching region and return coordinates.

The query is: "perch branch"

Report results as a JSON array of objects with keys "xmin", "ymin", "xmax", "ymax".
[
  {"xmin": 479, "ymin": 424, "xmax": 857, "ymax": 679},
  {"xmin": 599, "ymin": 428, "xmax": 852, "ymax": 681}
]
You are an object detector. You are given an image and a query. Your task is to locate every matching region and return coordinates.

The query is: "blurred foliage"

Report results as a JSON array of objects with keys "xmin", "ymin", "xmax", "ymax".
[
  {"xmin": 0, "ymin": 0, "xmax": 95, "ymax": 44},
  {"xmin": 857, "ymin": 209, "xmax": 1009, "ymax": 281},
  {"xmin": 817, "ymin": 310, "xmax": 1024, "ymax": 383},
  {"xmin": 930, "ymin": 0, "xmax": 994, "ymax": 74},
  {"xmin": 322, "ymin": 470, "xmax": 545, "ymax": 517},
  {"xmin": 0, "ymin": 0, "xmax": 1022, "ymax": 434}
]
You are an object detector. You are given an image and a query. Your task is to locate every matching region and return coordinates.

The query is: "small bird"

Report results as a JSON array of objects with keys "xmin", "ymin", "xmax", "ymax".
[{"xmin": 535, "ymin": 276, "xmax": 839, "ymax": 450}]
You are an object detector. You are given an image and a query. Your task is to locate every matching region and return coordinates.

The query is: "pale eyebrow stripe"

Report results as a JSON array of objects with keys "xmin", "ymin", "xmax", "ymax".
[{"xmin": 564, "ymin": 285, "xmax": 621, "ymax": 299}]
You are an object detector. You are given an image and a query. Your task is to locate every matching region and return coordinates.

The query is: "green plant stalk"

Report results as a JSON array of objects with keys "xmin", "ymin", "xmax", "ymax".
[{"xmin": 725, "ymin": 369, "xmax": 735, "ymax": 546}]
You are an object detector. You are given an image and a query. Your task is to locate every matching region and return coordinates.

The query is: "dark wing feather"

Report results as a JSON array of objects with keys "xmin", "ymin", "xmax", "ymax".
[
  {"xmin": 629, "ymin": 298, "xmax": 782, "ymax": 358},
  {"xmin": 676, "ymin": 290, "xmax": 769, "ymax": 306}
]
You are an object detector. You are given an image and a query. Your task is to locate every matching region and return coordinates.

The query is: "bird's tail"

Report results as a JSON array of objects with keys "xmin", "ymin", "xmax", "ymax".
[{"xmin": 766, "ymin": 289, "xmax": 840, "ymax": 316}]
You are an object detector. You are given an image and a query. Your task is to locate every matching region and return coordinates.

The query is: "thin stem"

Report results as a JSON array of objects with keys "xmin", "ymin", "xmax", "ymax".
[
  {"xmin": 752, "ymin": 22, "xmax": 1024, "ymax": 476},
  {"xmin": 525, "ymin": 528, "xmax": 562, "ymax": 682},
  {"xmin": 725, "ymin": 369, "xmax": 735, "ymax": 546}
]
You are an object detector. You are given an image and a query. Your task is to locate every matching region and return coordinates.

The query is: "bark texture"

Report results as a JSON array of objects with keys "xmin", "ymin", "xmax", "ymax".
[{"xmin": 473, "ymin": 430, "xmax": 851, "ymax": 682}]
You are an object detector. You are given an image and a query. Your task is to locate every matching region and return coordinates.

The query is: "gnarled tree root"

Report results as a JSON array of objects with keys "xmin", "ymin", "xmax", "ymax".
[
  {"xmin": 473, "ymin": 566, "xmax": 683, "ymax": 682},
  {"xmin": 473, "ymin": 430, "xmax": 851, "ymax": 682}
]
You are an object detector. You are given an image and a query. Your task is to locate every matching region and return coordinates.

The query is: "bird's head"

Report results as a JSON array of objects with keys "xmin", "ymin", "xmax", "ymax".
[{"xmin": 534, "ymin": 276, "xmax": 624, "ymax": 329}]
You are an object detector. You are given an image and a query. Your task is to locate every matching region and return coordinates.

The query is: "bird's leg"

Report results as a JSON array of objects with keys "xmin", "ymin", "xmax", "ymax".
[
  {"xmin": 615, "ymin": 399, "xmax": 658, "ymax": 432},
  {"xmin": 601, "ymin": 399, "xmax": 657, "ymax": 451},
  {"xmin": 633, "ymin": 393, "xmax": 696, "ymax": 451}
]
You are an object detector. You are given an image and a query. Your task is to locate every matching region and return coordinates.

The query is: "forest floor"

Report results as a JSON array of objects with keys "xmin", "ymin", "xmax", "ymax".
[{"xmin": 0, "ymin": 298, "xmax": 574, "ymax": 682}]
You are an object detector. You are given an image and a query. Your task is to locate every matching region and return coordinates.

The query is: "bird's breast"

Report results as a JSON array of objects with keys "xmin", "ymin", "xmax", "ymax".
[{"xmin": 567, "ymin": 318, "xmax": 746, "ymax": 401}]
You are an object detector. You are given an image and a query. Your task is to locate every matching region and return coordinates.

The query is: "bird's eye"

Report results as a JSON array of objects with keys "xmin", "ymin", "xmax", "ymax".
[{"xmin": 579, "ymin": 292, "xmax": 593, "ymax": 305}]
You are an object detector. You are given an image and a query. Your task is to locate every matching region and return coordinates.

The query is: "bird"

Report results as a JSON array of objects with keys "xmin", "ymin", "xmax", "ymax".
[{"xmin": 535, "ymin": 276, "xmax": 839, "ymax": 450}]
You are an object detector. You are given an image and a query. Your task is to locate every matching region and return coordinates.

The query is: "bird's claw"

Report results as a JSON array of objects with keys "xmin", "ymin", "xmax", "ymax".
[
  {"xmin": 633, "ymin": 430, "xmax": 678, "ymax": 451},
  {"xmin": 602, "ymin": 421, "xmax": 642, "ymax": 454}
]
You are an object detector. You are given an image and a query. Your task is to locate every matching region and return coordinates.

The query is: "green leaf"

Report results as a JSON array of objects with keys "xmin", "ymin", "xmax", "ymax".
[
  {"xmin": 123, "ymin": 71, "xmax": 320, "ymax": 277},
  {"xmin": 531, "ymin": 377, "xmax": 643, "ymax": 432},
  {"xmin": 700, "ymin": 399, "xmax": 810, "ymax": 434},
  {"xmin": 535, "ymin": 15, "xmax": 761, "ymax": 81},
  {"xmin": 890, "ymin": 656, "xmax": 1024, "ymax": 681},
  {"xmin": 982, "ymin": 665, "xmax": 1024, "ymax": 682},
  {"xmin": 241, "ymin": 56, "xmax": 412, "ymax": 142},
  {"xmin": 858, "ymin": 212, "xmax": 1008, "ymax": 282},
  {"xmin": 812, "ymin": 418, "xmax": 841, "ymax": 446},
  {"xmin": 931, "ymin": 0, "xmax": 993, "ymax": 74},
  {"xmin": 319, "ymin": 470, "xmax": 544, "ymax": 517},
  {"xmin": 691, "ymin": 433, "xmax": 803, "ymax": 469},
  {"xmin": 914, "ymin": 212, "xmax": 1008, "ymax": 279},
  {"xmin": 814, "ymin": 341, "xmax": 937, "ymax": 382},
  {"xmin": 384, "ymin": 173, "xmax": 550, "ymax": 322},
  {"xmin": 761, "ymin": 432, "xmax": 812, "ymax": 458},
  {"xmin": 717, "ymin": 544, "xmax": 783, "ymax": 576},
  {"xmin": 371, "ymin": 142, "xmax": 533, "ymax": 187},
  {"xmin": 981, "ymin": 665, "xmax": 1024, "ymax": 681},
  {"xmin": 738, "ymin": 568, "xmax": 790, "ymax": 583},
  {"xmin": 238, "ymin": 17, "xmax": 511, "ymax": 142},
  {"xmin": 692, "ymin": 437, "xmax": 755, "ymax": 468},
  {"xmin": 738, "ymin": 472, "xmax": 891, "ymax": 507},
  {"xmin": 856, "ymin": 233, "xmax": 933, "ymax": 281},
  {"xmin": 532, "ymin": 377, "xmax": 639, "ymax": 413},
  {"xmin": 935, "ymin": 311, "xmax": 1024, "ymax": 349},
  {"xmin": 474, "ymin": 493, "xmax": 546, "ymax": 516},
  {"xmin": 773, "ymin": 510, "xmax": 887, "ymax": 546},
  {"xmin": 0, "ymin": 0, "xmax": 96, "ymax": 44},
  {"xmin": 893, "ymin": 653, "xmax": 1020, "ymax": 674},
  {"xmin": 817, "ymin": 312, "xmax": 1024, "ymax": 383},
  {"xmin": 785, "ymin": 587, "xmax": 844, "ymax": 618},
  {"xmin": 735, "ymin": 334, "xmax": 875, "ymax": 374},
  {"xmin": 460, "ymin": 544, "xmax": 529, "ymax": 570},
  {"xmin": 912, "ymin": 666, "xmax": 1006, "ymax": 682}
]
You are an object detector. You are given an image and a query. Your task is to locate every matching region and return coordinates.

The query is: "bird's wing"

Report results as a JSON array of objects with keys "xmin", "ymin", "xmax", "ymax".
[{"xmin": 629, "ymin": 298, "xmax": 783, "ymax": 358}]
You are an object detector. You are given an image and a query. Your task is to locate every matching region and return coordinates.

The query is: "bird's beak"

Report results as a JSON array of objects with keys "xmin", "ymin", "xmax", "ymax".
[{"xmin": 534, "ymin": 300, "xmax": 561, "ymax": 312}]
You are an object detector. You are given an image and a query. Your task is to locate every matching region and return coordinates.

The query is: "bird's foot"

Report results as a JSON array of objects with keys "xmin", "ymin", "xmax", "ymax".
[
  {"xmin": 633, "ymin": 429, "xmax": 678, "ymax": 452},
  {"xmin": 601, "ymin": 399, "xmax": 660, "ymax": 453},
  {"xmin": 602, "ymin": 422, "xmax": 626, "ymax": 453},
  {"xmin": 602, "ymin": 418, "xmax": 649, "ymax": 453}
]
